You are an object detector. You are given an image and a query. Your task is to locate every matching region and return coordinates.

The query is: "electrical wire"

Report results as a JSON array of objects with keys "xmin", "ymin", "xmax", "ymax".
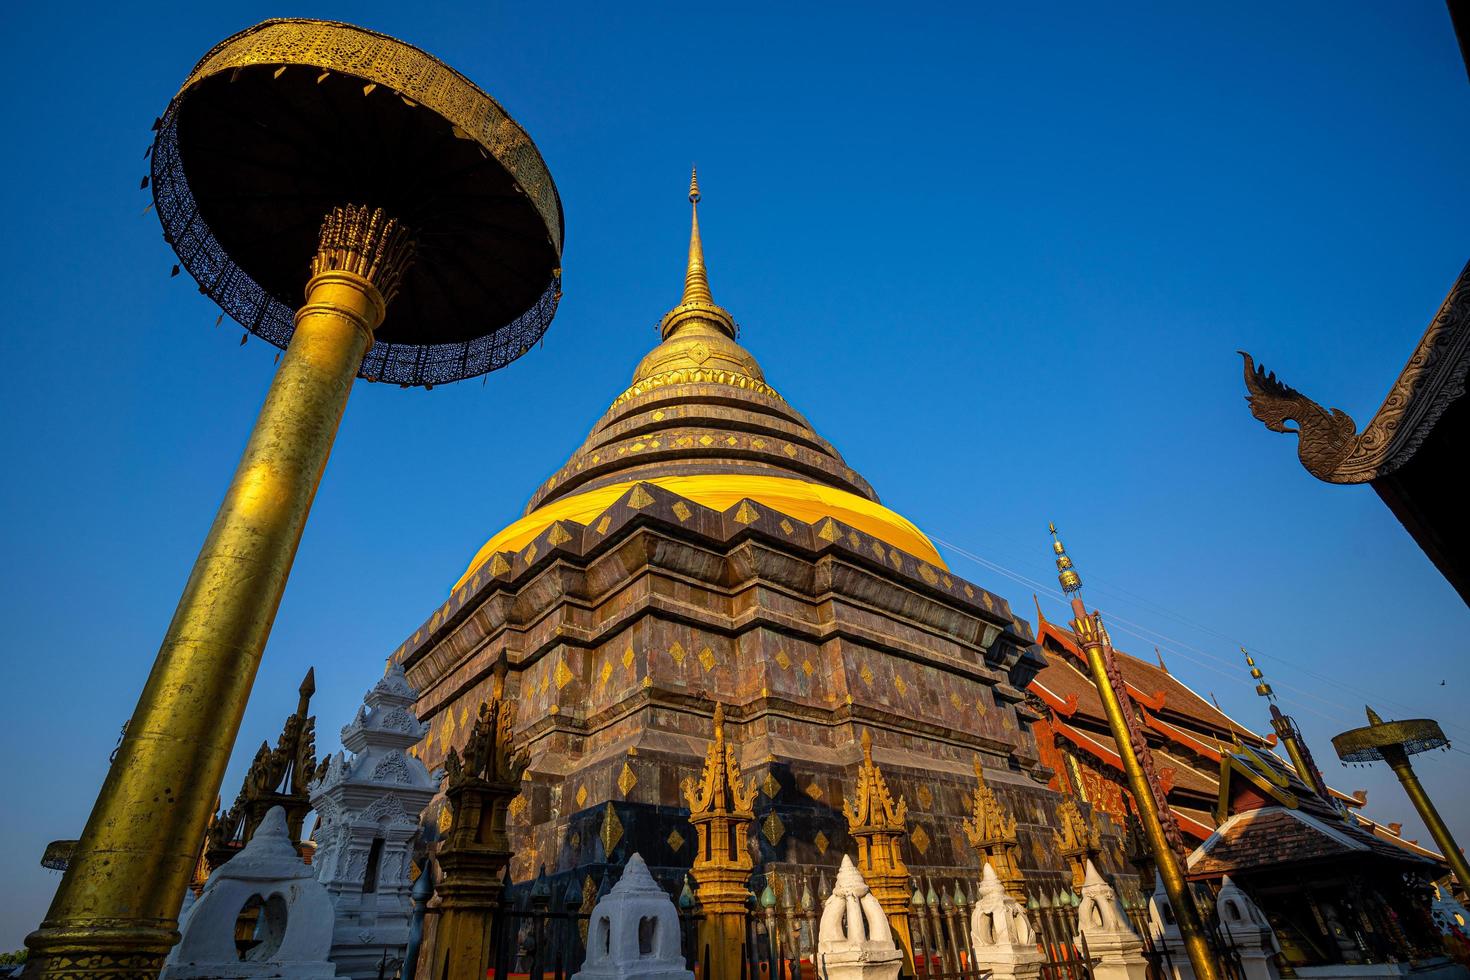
[{"xmin": 931, "ymin": 534, "xmax": 1470, "ymax": 761}]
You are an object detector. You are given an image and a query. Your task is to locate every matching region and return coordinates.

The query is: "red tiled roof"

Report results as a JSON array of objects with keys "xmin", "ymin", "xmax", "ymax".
[{"xmin": 1033, "ymin": 616, "xmax": 1266, "ymax": 743}]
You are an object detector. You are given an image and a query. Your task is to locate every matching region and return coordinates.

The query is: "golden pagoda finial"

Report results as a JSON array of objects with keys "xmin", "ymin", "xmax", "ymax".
[
  {"xmin": 660, "ymin": 169, "xmax": 735, "ymax": 340},
  {"xmin": 1366, "ymin": 705, "xmax": 1384, "ymax": 726},
  {"xmin": 1049, "ymin": 522, "xmax": 1083, "ymax": 595},
  {"xmin": 1243, "ymin": 648, "xmax": 1274, "ymax": 701},
  {"xmin": 681, "ymin": 167, "xmax": 713, "ymax": 307},
  {"xmin": 844, "ymin": 729, "xmax": 906, "ymax": 831},
  {"xmin": 682, "ymin": 700, "xmax": 756, "ymax": 816}
]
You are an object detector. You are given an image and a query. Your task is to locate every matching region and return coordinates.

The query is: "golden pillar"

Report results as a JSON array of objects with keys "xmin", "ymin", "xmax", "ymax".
[
  {"xmin": 1048, "ymin": 525, "xmax": 1222, "ymax": 980},
  {"xmin": 1332, "ymin": 707, "xmax": 1470, "ymax": 892},
  {"xmin": 961, "ymin": 756, "xmax": 1026, "ymax": 902},
  {"xmin": 25, "ymin": 19, "xmax": 563, "ymax": 976},
  {"xmin": 844, "ymin": 730, "xmax": 915, "ymax": 976},
  {"xmin": 25, "ymin": 207, "xmax": 411, "ymax": 978},
  {"xmin": 427, "ymin": 694, "xmax": 529, "ymax": 980},
  {"xmin": 684, "ymin": 703, "xmax": 757, "ymax": 980}
]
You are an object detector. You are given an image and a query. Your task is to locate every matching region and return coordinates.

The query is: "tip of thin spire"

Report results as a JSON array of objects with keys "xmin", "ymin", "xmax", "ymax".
[
  {"xmin": 689, "ymin": 167, "xmax": 700, "ymax": 204},
  {"xmin": 1366, "ymin": 705, "xmax": 1384, "ymax": 726}
]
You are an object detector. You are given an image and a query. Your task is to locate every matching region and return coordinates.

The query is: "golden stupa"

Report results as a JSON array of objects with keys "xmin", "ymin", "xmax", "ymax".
[{"xmin": 456, "ymin": 169, "xmax": 940, "ymax": 590}]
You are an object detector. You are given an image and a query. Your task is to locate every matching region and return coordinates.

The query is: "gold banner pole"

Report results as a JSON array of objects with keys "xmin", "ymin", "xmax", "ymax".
[
  {"xmin": 24, "ymin": 208, "xmax": 411, "ymax": 978},
  {"xmin": 1049, "ymin": 525, "xmax": 1222, "ymax": 980}
]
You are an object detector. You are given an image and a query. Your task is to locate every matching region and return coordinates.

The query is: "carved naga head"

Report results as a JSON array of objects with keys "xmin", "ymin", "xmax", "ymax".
[{"xmin": 1238, "ymin": 351, "xmax": 1360, "ymax": 481}]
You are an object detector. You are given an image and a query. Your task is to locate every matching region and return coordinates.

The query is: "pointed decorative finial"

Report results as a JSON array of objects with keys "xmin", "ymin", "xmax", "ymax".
[
  {"xmin": 681, "ymin": 167, "xmax": 713, "ymax": 307},
  {"xmin": 1049, "ymin": 523, "xmax": 1083, "ymax": 595},
  {"xmin": 659, "ymin": 168, "xmax": 735, "ymax": 339},
  {"xmin": 861, "ymin": 728, "xmax": 873, "ymax": 764},
  {"xmin": 1366, "ymin": 705, "xmax": 1384, "ymax": 726},
  {"xmin": 300, "ymin": 667, "xmax": 316, "ymax": 699},
  {"xmin": 1243, "ymin": 649, "xmax": 1274, "ymax": 701}
]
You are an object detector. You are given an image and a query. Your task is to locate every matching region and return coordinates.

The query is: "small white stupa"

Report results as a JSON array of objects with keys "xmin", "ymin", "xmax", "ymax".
[
  {"xmin": 816, "ymin": 855, "xmax": 903, "ymax": 980},
  {"xmin": 572, "ymin": 853, "xmax": 692, "ymax": 980},
  {"xmin": 161, "ymin": 806, "xmax": 338, "ymax": 980},
  {"xmin": 1075, "ymin": 861, "xmax": 1146, "ymax": 980},
  {"xmin": 309, "ymin": 662, "xmax": 438, "ymax": 980},
  {"xmin": 969, "ymin": 863, "xmax": 1043, "ymax": 980}
]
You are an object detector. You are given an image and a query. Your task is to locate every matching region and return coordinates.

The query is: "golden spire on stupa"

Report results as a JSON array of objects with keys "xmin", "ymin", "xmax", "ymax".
[{"xmin": 659, "ymin": 167, "xmax": 736, "ymax": 340}]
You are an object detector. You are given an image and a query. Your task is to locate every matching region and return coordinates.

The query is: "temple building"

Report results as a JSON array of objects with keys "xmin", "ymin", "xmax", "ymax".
[
  {"xmin": 390, "ymin": 175, "xmax": 1449, "ymax": 939},
  {"xmin": 393, "ymin": 174, "xmax": 1120, "ymax": 901}
]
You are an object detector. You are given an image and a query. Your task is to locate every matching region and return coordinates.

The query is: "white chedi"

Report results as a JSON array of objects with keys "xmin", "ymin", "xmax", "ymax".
[
  {"xmin": 162, "ymin": 806, "xmax": 339, "ymax": 980},
  {"xmin": 1075, "ymin": 861, "xmax": 1147, "ymax": 980},
  {"xmin": 969, "ymin": 863, "xmax": 1043, "ymax": 980},
  {"xmin": 816, "ymin": 855, "xmax": 903, "ymax": 980},
  {"xmin": 572, "ymin": 853, "xmax": 692, "ymax": 980},
  {"xmin": 1215, "ymin": 877, "xmax": 1281, "ymax": 980},
  {"xmin": 309, "ymin": 663, "xmax": 438, "ymax": 980}
]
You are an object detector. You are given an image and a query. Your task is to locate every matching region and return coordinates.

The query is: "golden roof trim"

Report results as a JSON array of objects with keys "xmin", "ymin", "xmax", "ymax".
[{"xmin": 611, "ymin": 367, "xmax": 783, "ymax": 407}]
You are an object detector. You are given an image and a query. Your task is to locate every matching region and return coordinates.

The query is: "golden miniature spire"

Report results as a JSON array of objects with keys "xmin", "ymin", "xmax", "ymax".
[
  {"xmin": 1244, "ymin": 648, "xmax": 1274, "ymax": 700},
  {"xmin": 682, "ymin": 168, "xmax": 713, "ymax": 306},
  {"xmin": 1366, "ymin": 705, "xmax": 1385, "ymax": 726},
  {"xmin": 660, "ymin": 168, "xmax": 736, "ymax": 340},
  {"xmin": 1049, "ymin": 522, "xmax": 1083, "ymax": 595}
]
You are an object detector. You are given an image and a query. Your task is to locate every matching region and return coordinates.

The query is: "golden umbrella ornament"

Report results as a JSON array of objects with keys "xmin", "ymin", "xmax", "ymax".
[{"xmin": 24, "ymin": 19, "xmax": 562, "ymax": 977}]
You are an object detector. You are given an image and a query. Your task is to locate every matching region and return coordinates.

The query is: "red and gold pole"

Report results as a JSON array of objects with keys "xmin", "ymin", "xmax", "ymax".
[{"xmin": 1049, "ymin": 524, "xmax": 1222, "ymax": 980}]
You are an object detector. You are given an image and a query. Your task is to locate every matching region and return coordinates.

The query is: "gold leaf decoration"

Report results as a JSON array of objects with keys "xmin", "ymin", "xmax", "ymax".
[
  {"xmin": 964, "ymin": 584, "xmax": 975, "ymax": 598},
  {"xmin": 763, "ymin": 771, "xmax": 781, "ymax": 798},
  {"xmin": 600, "ymin": 802, "xmax": 624, "ymax": 854},
  {"xmin": 916, "ymin": 785, "xmax": 934, "ymax": 810},
  {"xmin": 783, "ymin": 443, "xmax": 799, "ymax": 457},
  {"xmin": 859, "ymin": 664, "xmax": 874, "ymax": 687},
  {"xmin": 618, "ymin": 762, "xmax": 637, "ymax": 796},
  {"xmin": 814, "ymin": 830, "xmax": 829, "ymax": 855},
  {"xmin": 775, "ymin": 650, "xmax": 792, "ymax": 670},
  {"xmin": 667, "ymin": 829, "xmax": 685, "ymax": 852},
  {"xmin": 672, "ymin": 501, "xmax": 692, "ymax": 522},
  {"xmin": 508, "ymin": 795, "xmax": 527, "ymax": 821},
  {"xmin": 895, "ymin": 676, "xmax": 908, "ymax": 696},
  {"xmin": 576, "ymin": 785, "xmax": 588, "ymax": 807},
  {"xmin": 733, "ymin": 501, "xmax": 760, "ymax": 524},
  {"xmin": 919, "ymin": 564, "xmax": 939, "ymax": 585},
  {"xmin": 805, "ymin": 781, "xmax": 824, "ymax": 801},
  {"xmin": 555, "ymin": 658, "xmax": 574, "ymax": 690},
  {"xmin": 816, "ymin": 519, "xmax": 841, "ymax": 543},
  {"xmin": 547, "ymin": 523, "xmax": 573, "ymax": 547},
  {"xmin": 437, "ymin": 805, "xmax": 453, "ymax": 833},
  {"xmin": 779, "ymin": 519, "xmax": 795, "ymax": 535},
  {"xmin": 670, "ymin": 642, "xmax": 687, "ymax": 665},
  {"xmin": 911, "ymin": 824, "xmax": 931, "ymax": 856},
  {"xmin": 762, "ymin": 811, "xmax": 785, "ymax": 846},
  {"xmin": 522, "ymin": 542, "xmax": 539, "ymax": 565},
  {"xmin": 490, "ymin": 554, "xmax": 511, "ymax": 576},
  {"xmin": 623, "ymin": 646, "xmax": 636, "ymax": 668},
  {"xmin": 596, "ymin": 514, "xmax": 612, "ymax": 535},
  {"xmin": 801, "ymin": 658, "xmax": 815, "ymax": 677},
  {"xmin": 698, "ymin": 647, "xmax": 716, "ymax": 671},
  {"xmin": 950, "ymin": 692, "xmax": 965, "ymax": 711},
  {"xmin": 599, "ymin": 661, "xmax": 613, "ymax": 689},
  {"xmin": 627, "ymin": 484, "xmax": 656, "ymax": 509}
]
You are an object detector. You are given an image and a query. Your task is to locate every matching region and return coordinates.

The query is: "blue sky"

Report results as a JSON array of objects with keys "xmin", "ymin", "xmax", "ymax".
[{"xmin": 1, "ymin": 0, "xmax": 1466, "ymax": 950}]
